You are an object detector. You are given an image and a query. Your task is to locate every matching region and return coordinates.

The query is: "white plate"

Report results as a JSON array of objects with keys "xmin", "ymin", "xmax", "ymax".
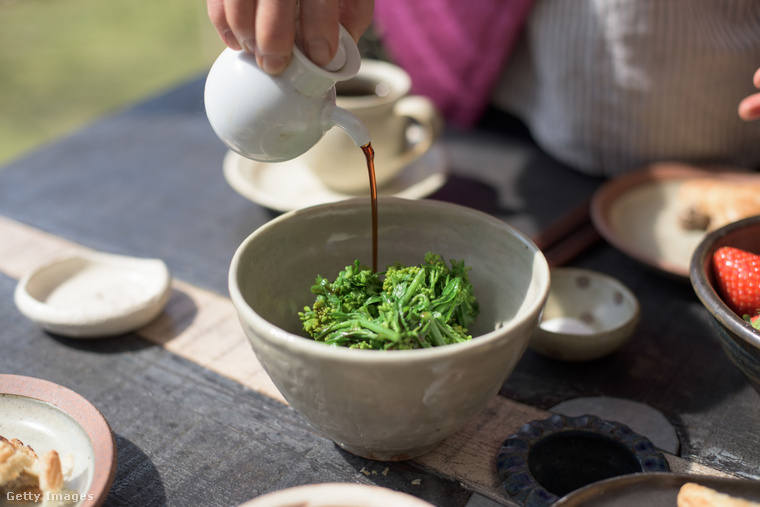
[
  {"xmin": 223, "ymin": 143, "xmax": 448, "ymax": 212},
  {"xmin": 0, "ymin": 375, "xmax": 116, "ymax": 507},
  {"xmin": 238, "ymin": 483, "xmax": 435, "ymax": 507},
  {"xmin": 14, "ymin": 251, "xmax": 171, "ymax": 338},
  {"xmin": 591, "ymin": 163, "xmax": 759, "ymax": 279}
]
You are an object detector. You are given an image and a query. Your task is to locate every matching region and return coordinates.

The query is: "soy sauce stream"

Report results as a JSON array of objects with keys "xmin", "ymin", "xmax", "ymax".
[{"xmin": 361, "ymin": 142, "xmax": 378, "ymax": 272}]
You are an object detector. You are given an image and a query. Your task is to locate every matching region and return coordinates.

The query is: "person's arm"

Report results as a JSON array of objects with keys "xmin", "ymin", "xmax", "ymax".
[
  {"xmin": 207, "ymin": 0, "xmax": 374, "ymax": 75},
  {"xmin": 738, "ymin": 67, "xmax": 760, "ymax": 121}
]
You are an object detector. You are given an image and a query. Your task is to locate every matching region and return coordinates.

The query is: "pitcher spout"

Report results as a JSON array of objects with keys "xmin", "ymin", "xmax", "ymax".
[{"xmin": 329, "ymin": 106, "xmax": 372, "ymax": 147}]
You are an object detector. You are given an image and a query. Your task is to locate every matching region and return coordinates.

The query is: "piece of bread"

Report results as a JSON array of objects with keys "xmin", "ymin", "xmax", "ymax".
[
  {"xmin": 0, "ymin": 435, "xmax": 64, "ymax": 498},
  {"xmin": 677, "ymin": 178, "xmax": 760, "ymax": 231},
  {"xmin": 678, "ymin": 482, "xmax": 760, "ymax": 507}
]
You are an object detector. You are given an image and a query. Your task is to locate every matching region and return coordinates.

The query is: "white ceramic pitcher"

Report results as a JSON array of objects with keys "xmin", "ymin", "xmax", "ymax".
[{"xmin": 204, "ymin": 25, "xmax": 370, "ymax": 162}]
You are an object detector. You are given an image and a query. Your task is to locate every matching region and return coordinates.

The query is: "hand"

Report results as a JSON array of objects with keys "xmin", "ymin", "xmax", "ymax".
[
  {"xmin": 207, "ymin": 0, "xmax": 374, "ymax": 75},
  {"xmin": 738, "ymin": 67, "xmax": 760, "ymax": 121}
]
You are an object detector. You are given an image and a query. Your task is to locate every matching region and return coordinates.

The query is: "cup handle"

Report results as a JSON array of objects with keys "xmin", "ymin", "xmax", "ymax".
[{"xmin": 391, "ymin": 95, "xmax": 444, "ymax": 168}]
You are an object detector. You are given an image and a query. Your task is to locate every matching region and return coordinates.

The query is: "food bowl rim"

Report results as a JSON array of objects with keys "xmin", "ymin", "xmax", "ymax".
[
  {"xmin": 228, "ymin": 197, "xmax": 551, "ymax": 363},
  {"xmin": 690, "ymin": 215, "xmax": 760, "ymax": 351}
]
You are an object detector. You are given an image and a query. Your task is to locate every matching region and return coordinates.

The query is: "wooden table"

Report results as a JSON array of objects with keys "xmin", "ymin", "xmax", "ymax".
[{"xmin": 1, "ymin": 76, "xmax": 758, "ymax": 507}]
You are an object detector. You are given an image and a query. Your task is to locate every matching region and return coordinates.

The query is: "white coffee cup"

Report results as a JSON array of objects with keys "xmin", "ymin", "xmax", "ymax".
[{"xmin": 302, "ymin": 59, "xmax": 443, "ymax": 194}]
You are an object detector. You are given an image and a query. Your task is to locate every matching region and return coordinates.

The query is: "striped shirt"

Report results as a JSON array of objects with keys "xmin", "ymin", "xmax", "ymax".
[{"xmin": 492, "ymin": 0, "xmax": 760, "ymax": 176}]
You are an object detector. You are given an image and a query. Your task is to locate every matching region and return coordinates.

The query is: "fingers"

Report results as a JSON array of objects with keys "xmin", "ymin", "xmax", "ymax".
[
  {"xmin": 206, "ymin": 0, "xmax": 374, "ymax": 75},
  {"xmin": 297, "ymin": 0, "xmax": 374, "ymax": 66},
  {"xmin": 255, "ymin": 0, "xmax": 298, "ymax": 74},
  {"xmin": 207, "ymin": 0, "xmax": 242, "ymax": 51},
  {"xmin": 338, "ymin": 0, "xmax": 375, "ymax": 42},
  {"xmin": 300, "ymin": 0, "xmax": 340, "ymax": 67},
  {"xmin": 738, "ymin": 67, "xmax": 760, "ymax": 121},
  {"xmin": 739, "ymin": 93, "xmax": 760, "ymax": 121},
  {"xmin": 224, "ymin": 0, "xmax": 257, "ymax": 53}
]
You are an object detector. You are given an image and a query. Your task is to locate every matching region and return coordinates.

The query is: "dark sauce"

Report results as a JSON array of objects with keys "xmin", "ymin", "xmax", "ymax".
[{"xmin": 361, "ymin": 142, "xmax": 378, "ymax": 272}]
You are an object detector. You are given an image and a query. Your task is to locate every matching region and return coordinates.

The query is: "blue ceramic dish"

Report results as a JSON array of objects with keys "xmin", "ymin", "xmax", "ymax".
[
  {"xmin": 690, "ymin": 215, "xmax": 760, "ymax": 394},
  {"xmin": 497, "ymin": 414, "xmax": 669, "ymax": 506}
]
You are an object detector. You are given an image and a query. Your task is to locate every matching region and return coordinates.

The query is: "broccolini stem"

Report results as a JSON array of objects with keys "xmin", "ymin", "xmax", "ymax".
[
  {"xmin": 409, "ymin": 293, "xmax": 430, "ymax": 311},
  {"xmin": 434, "ymin": 318, "xmax": 470, "ymax": 343},
  {"xmin": 427, "ymin": 318, "xmax": 447, "ymax": 347},
  {"xmin": 315, "ymin": 320, "xmax": 355, "ymax": 340},
  {"xmin": 400, "ymin": 268, "xmax": 427, "ymax": 308},
  {"xmin": 352, "ymin": 318, "xmax": 401, "ymax": 342}
]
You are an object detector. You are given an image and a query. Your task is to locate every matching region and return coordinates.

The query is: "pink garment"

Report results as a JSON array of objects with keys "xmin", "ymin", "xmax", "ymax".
[{"xmin": 373, "ymin": 0, "xmax": 535, "ymax": 127}]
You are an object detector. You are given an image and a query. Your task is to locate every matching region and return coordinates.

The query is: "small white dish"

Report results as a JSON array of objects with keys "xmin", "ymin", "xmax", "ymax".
[
  {"xmin": 238, "ymin": 483, "xmax": 435, "ymax": 507},
  {"xmin": 530, "ymin": 268, "xmax": 640, "ymax": 361},
  {"xmin": 14, "ymin": 251, "xmax": 171, "ymax": 338},
  {"xmin": 223, "ymin": 142, "xmax": 448, "ymax": 212}
]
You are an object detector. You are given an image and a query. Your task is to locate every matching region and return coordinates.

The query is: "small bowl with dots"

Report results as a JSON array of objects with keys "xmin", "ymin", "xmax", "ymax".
[{"xmin": 529, "ymin": 268, "xmax": 640, "ymax": 361}]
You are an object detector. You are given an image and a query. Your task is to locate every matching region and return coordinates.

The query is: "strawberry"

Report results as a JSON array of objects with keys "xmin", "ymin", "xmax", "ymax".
[
  {"xmin": 712, "ymin": 246, "xmax": 760, "ymax": 317},
  {"xmin": 746, "ymin": 313, "xmax": 760, "ymax": 330}
]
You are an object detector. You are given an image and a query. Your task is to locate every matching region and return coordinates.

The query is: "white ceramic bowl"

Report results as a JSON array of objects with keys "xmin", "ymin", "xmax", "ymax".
[
  {"xmin": 238, "ymin": 483, "xmax": 434, "ymax": 507},
  {"xmin": 14, "ymin": 252, "xmax": 171, "ymax": 338},
  {"xmin": 530, "ymin": 268, "xmax": 640, "ymax": 362},
  {"xmin": 229, "ymin": 197, "xmax": 550, "ymax": 460}
]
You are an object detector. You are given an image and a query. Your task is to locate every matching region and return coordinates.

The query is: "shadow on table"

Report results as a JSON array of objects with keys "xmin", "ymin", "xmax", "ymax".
[
  {"xmin": 429, "ymin": 174, "xmax": 516, "ymax": 217},
  {"xmin": 104, "ymin": 433, "xmax": 166, "ymax": 507},
  {"xmin": 47, "ymin": 332, "xmax": 157, "ymax": 354},
  {"xmin": 333, "ymin": 444, "xmax": 473, "ymax": 506},
  {"xmin": 45, "ymin": 287, "xmax": 198, "ymax": 353}
]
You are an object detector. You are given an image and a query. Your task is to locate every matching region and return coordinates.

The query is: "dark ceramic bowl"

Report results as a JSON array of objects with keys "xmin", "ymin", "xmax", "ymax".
[{"xmin": 690, "ymin": 215, "xmax": 760, "ymax": 394}]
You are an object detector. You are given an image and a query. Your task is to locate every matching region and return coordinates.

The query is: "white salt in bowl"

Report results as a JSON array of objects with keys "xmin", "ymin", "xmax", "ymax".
[
  {"xmin": 530, "ymin": 268, "xmax": 640, "ymax": 361},
  {"xmin": 229, "ymin": 197, "xmax": 550, "ymax": 460}
]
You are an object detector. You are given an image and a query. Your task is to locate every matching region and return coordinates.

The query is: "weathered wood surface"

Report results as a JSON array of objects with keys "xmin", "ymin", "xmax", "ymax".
[
  {"xmin": 0, "ymin": 216, "xmax": 735, "ymax": 507},
  {"xmin": 0, "ymin": 268, "xmax": 473, "ymax": 506},
  {"xmin": 1, "ymin": 76, "xmax": 759, "ymax": 506}
]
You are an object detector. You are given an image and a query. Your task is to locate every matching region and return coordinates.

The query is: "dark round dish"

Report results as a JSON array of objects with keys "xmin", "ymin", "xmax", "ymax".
[
  {"xmin": 690, "ymin": 215, "xmax": 760, "ymax": 395},
  {"xmin": 497, "ymin": 414, "xmax": 669, "ymax": 506}
]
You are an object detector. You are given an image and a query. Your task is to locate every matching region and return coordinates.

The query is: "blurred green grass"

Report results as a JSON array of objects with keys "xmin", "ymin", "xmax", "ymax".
[{"xmin": 0, "ymin": 0, "xmax": 224, "ymax": 165}]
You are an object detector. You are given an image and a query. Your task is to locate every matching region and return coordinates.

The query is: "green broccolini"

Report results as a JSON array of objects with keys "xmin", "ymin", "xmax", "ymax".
[{"xmin": 298, "ymin": 252, "xmax": 479, "ymax": 349}]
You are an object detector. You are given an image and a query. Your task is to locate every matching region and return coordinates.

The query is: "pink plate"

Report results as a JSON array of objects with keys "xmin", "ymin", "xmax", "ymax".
[
  {"xmin": 0, "ymin": 374, "xmax": 116, "ymax": 507},
  {"xmin": 591, "ymin": 162, "xmax": 759, "ymax": 279}
]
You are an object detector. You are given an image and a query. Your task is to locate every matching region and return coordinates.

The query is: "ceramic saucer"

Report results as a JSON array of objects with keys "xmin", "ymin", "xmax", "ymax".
[
  {"xmin": 0, "ymin": 374, "xmax": 116, "ymax": 507},
  {"xmin": 223, "ymin": 143, "xmax": 448, "ymax": 212},
  {"xmin": 14, "ymin": 251, "xmax": 171, "ymax": 338}
]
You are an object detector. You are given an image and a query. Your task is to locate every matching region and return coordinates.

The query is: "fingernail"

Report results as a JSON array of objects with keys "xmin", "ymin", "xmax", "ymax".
[
  {"xmin": 242, "ymin": 39, "xmax": 256, "ymax": 54},
  {"xmin": 223, "ymin": 30, "xmax": 241, "ymax": 51},
  {"xmin": 261, "ymin": 54, "xmax": 288, "ymax": 75},
  {"xmin": 306, "ymin": 38, "xmax": 332, "ymax": 66}
]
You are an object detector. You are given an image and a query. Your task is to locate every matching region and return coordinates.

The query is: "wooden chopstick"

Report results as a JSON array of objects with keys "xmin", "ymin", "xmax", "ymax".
[{"xmin": 530, "ymin": 199, "xmax": 602, "ymax": 268}]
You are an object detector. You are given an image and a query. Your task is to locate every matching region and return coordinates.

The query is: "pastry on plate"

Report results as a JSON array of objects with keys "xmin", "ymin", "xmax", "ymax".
[
  {"xmin": 678, "ymin": 482, "xmax": 760, "ymax": 507},
  {"xmin": 677, "ymin": 178, "xmax": 760, "ymax": 231},
  {"xmin": 0, "ymin": 435, "xmax": 64, "ymax": 498}
]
